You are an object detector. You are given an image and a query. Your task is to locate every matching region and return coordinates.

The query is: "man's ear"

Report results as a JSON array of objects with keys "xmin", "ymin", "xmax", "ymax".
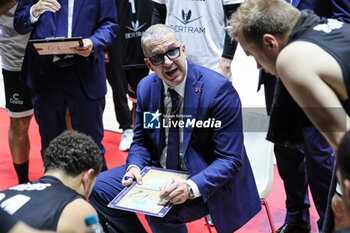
[
  {"xmin": 144, "ymin": 58, "xmax": 154, "ymax": 71},
  {"xmin": 82, "ymin": 168, "xmax": 95, "ymax": 189},
  {"xmin": 181, "ymin": 44, "xmax": 186, "ymax": 55},
  {"xmin": 263, "ymin": 34, "xmax": 278, "ymax": 50}
]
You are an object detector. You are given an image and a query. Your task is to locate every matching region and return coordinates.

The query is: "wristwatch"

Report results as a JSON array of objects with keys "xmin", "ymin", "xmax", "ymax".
[{"xmin": 185, "ymin": 183, "xmax": 195, "ymax": 199}]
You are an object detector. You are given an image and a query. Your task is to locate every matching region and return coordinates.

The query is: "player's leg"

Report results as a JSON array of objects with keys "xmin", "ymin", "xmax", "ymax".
[
  {"xmin": 125, "ymin": 68, "xmax": 149, "ymax": 127},
  {"xmin": 274, "ymin": 144, "xmax": 311, "ymax": 232},
  {"xmin": 105, "ymin": 39, "xmax": 133, "ymax": 151},
  {"xmin": 3, "ymin": 69, "xmax": 33, "ymax": 184},
  {"xmin": 145, "ymin": 198, "xmax": 209, "ymax": 233}
]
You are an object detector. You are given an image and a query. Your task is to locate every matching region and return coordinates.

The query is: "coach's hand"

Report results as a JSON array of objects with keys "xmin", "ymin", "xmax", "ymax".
[
  {"xmin": 72, "ymin": 39, "xmax": 93, "ymax": 57},
  {"xmin": 159, "ymin": 182, "xmax": 190, "ymax": 205},
  {"xmin": 122, "ymin": 167, "xmax": 143, "ymax": 186},
  {"xmin": 32, "ymin": 0, "xmax": 61, "ymax": 18}
]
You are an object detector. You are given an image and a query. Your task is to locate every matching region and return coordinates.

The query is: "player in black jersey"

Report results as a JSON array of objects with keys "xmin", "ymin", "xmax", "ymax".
[
  {"xmin": 0, "ymin": 131, "xmax": 103, "ymax": 232},
  {"xmin": 0, "ymin": 208, "xmax": 55, "ymax": 233},
  {"xmin": 229, "ymin": 0, "xmax": 350, "ymax": 232},
  {"xmin": 229, "ymin": 0, "xmax": 350, "ymax": 152},
  {"xmin": 106, "ymin": 0, "xmax": 153, "ymax": 151}
]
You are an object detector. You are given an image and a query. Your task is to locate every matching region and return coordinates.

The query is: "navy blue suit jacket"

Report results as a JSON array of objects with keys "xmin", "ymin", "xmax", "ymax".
[
  {"xmin": 128, "ymin": 60, "xmax": 261, "ymax": 233},
  {"xmin": 14, "ymin": 0, "xmax": 118, "ymax": 100}
]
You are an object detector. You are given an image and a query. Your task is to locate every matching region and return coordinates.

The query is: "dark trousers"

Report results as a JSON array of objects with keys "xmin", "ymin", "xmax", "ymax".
[
  {"xmin": 275, "ymin": 126, "xmax": 334, "ymax": 230},
  {"xmin": 261, "ymin": 72, "xmax": 334, "ymax": 230},
  {"xmin": 105, "ymin": 39, "xmax": 132, "ymax": 130},
  {"xmin": 89, "ymin": 165, "xmax": 209, "ymax": 233},
  {"xmin": 105, "ymin": 39, "xmax": 149, "ymax": 130},
  {"xmin": 322, "ymin": 161, "xmax": 337, "ymax": 233},
  {"xmin": 31, "ymin": 65, "xmax": 107, "ymax": 169}
]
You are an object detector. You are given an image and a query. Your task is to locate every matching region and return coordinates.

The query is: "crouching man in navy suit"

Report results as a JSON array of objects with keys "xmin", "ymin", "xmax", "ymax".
[{"xmin": 89, "ymin": 24, "xmax": 261, "ymax": 233}]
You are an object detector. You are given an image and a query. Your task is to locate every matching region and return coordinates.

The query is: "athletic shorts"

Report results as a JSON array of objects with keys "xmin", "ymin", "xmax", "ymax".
[
  {"xmin": 2, "ymin": 69, "xmax": 33, "ymax": 118},
  {"xmin": 125, "ymin": 67, "xmax": 149, "ymax": 101}
]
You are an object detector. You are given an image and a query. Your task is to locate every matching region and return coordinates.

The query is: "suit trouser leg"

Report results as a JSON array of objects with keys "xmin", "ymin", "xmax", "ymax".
[
  {"xmin": 275, "ymin": 144, "xmax": 311, "ymax": 226},
  {"xmin": 275, "ymin": 126, "xmax": 335, "ymax": 229},
  {"xmin": 321, "ymin": 164, "xmax": 337, "ymax": 233},
  {"xmin": 31, "ymin": 68, "xmax": 70, "ymax": 155},
  {"xmin": 89, "ymin": 165, "xmax": 148, "ymax": 233},
  {"xmin": 303, "ymin": 126, "xmax": 335, "ymax": 229},
  {"xmin": 90, "ymin": 165, "xmax": 210, "ymax": 233},
  {"xmin": 31, "ymin": 66, "xmax": 107, "ymax": 169},
  {"xmin": 145, "ymin": 196, "xmax": 209, "ymax": 233},
  {"xmin": 64, "ymin": 70, "xmax": 107, "ymax": 170}
]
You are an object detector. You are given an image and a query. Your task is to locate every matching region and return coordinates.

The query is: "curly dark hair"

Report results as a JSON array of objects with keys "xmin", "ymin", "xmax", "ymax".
[{"xmin": 43, "ymin": 131, "xmax": 102, "ymax": 177}]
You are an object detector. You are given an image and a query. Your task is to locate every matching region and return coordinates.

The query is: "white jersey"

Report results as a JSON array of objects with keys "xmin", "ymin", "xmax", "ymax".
[
  {"xmin": 153, "ymin": 0, "xmax": 242, "ymax": 70},
  {"xmin": 0, "ymin": 5, "xmax": 30, "ymax": 72}
]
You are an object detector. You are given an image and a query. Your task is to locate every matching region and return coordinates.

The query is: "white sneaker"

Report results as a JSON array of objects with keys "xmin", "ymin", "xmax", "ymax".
[{"xmin": 119, "ymin": 129, "xmax": 134, "ymax": 151}]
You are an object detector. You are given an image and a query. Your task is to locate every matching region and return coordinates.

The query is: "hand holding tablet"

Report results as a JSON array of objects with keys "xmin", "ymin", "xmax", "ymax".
[{"xmin": 29, "ymin": 37, "xmax": 83, "ymax": 55}]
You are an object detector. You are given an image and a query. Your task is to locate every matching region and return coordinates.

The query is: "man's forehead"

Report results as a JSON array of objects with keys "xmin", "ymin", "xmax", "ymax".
[
  {"xmin": 145, "ymin": 34, "xmax": 179, "ymax": 55},
  {"xmin": 236, "ymin": 32, "xmax": 248, "ymax": 45},
  {"xmin": 153, "ymin": 42, "xmax": 178, "ymax": 53},
  {"xmin": 237, "ymin": 33, "xmax": 258, "ymax": 55}
]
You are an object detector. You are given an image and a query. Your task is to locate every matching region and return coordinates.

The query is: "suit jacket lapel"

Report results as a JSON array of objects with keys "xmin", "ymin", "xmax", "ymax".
[
  {"xmin": 72, "ymin": 0, "xmax": 83, "ymax": 33},
  {"xmin": 151, "ymin": 78, "xmax": 163, "ymax": 114},
  {"xmin": 183, "ymin": 62, "xmax": 203, "ymax": 156},
  {"xmin": 50, "ymin": 11, "xmax": 56, "ymax": 27},
  {"xmin": 152, "ymin": 78, "xmax": 165, "ymax": 158},
  {"xmin": 41, "ymin": 12, "xmax": 55, "ymax": 36}
]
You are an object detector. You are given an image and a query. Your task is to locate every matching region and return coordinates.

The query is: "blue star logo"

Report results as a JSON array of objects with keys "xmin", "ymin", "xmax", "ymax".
[{"xmin": 143, "ymin": 110, "xmax": 161, "ymax": 129}]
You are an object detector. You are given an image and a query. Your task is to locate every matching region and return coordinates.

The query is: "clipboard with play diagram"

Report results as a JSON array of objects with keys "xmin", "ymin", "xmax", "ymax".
[
  {"xmin": 29, "ymin": 37, "xmax": 83, "ymax": 55},
  {"xmin": 108, "ymin": 166, "xmax": 189, "ymax": 217}
]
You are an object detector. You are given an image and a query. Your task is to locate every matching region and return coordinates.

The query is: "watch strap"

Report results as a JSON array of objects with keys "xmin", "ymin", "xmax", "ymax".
[{"xmin": 184, "ymin": 182, "xmax": 195, "ymax": 199}]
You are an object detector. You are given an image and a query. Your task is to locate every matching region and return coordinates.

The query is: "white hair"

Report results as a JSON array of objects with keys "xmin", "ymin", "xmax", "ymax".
[{"xmin": 141, "ymin": 24, "xmax": 180, "ymax": 55}]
